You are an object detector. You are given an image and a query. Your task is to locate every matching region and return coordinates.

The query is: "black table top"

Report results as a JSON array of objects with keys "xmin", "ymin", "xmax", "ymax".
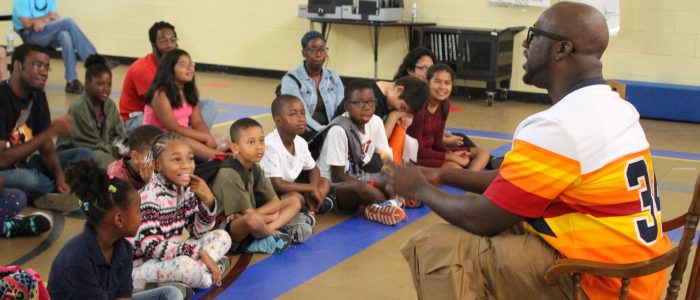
[{"xmin": 308, "ymin": 18, "xmax": 436, "ymax": 27}]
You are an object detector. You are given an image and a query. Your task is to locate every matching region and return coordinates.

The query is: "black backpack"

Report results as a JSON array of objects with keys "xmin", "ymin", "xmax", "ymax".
[
  {"xmin": 308, "ymin": 116, "xmax": 383, "ymax": 175},
  {"xmin": 195, "ymin": 155, "xmax": 262, "ymax": 192},
  {"xmin": 274, "ymin": 73, "xmax": 302, "ymax": 96}
]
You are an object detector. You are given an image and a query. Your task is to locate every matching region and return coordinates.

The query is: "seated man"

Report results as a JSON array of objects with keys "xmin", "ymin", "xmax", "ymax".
[
  {"xmin": 12, "ymin": 0, "xmax": 100, "ymax": 93},
  {"xmin": 385, "ymin": 2, "xmax": 671, "ymax": 300},
  {"xmin": 0, "ymin": 44, "xmax": 93, "ymax": 212},
  {"xmin": 120, "ymin": 21, "xmax": 217, "ymax": 133}
]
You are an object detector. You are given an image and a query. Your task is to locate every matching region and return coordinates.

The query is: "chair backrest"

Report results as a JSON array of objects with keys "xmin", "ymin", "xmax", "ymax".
[
  {"xmin": 544, "ymin": 174, "xmax": 700, "ymax": 300},
  {"xmin": 665, "ymin": 174, "xmax": 700, "ymax": 300}
]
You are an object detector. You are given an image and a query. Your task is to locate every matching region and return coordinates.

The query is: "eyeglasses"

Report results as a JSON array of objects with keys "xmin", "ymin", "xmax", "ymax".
[
  {"xmin": 305, "ymin": 47, "xmax": 329, "ymax": 55},
  {"xmin": 347, "ymin": 99, "xmax": 377, "ymax": 108},
  {"xmin": 28, "ymin": 61, "xmax": 51, "ymax": 72},
  {"xmin": 156, "ymin": 37, "xmax": 178, "ymax": 45},
  {"xmin": 176, "ymin": 62, "xmax": 196, "ymax": 69},
  {"xmin": 414, "ymin": 65, "xmax": 431, "ymax": 71},
  {"xmin": 526, "ymin": 26, "xmax": 568, "ymax": 44}
]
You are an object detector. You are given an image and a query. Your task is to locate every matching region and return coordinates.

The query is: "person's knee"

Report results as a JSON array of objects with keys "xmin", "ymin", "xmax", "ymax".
[
  {"xmin": 241, "ymin": 214, "xmax": 266, "ymax": 230},
  {"xmin": 56, "ymin": 31, "xmax": 72, "ymax": 46},
  {"xmin": 212, "ymin": 229, "xmax": 232, "ymax": 251},
  {"xmin": 173, "ymin": 256, "xmax": 198, "ymax": 270}
]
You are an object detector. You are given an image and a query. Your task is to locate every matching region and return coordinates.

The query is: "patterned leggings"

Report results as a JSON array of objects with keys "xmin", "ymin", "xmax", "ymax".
[
  {"xmin": 0, "ymin": 189, "xmax": 27, "ymax": 233},
  {"xmin": 132, "ymin": 229, "xmax": 231, "ymax": 289}
]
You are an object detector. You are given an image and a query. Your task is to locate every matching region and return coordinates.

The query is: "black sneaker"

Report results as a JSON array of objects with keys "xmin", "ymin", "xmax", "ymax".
[
  {"xmin": 65, "ymin": 80, "xmax": 84, "ymax": 93},
  {"xmin": 2, "ymin": 212, "xmax": 52, "ymax": 238},
  {"xmin": 144, "ymin": 282, "xmax": 193, "ymax": 299},
  {"xmin": 317, "ymin": 196, "xmax": 334, "ymax": 214}
]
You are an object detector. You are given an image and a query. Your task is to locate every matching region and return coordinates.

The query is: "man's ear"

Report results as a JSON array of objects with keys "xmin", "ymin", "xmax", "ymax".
[
  {"xmin": 12, "ymin": 60, "xmax": 21, "ymax": 73},
  {"xmin": 556, "ymin": 41, "xmax": 574, "ymax": 60}
]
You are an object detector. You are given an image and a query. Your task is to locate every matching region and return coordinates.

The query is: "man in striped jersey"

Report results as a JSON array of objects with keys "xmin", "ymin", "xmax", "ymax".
[{"xmin": 386, "ymin": 2, "xmax": 670, "ymax": 299}]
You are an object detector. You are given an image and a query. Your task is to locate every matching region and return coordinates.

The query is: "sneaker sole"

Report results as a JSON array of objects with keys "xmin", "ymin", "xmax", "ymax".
[
  {"xmin": 144, "ymin": 282, "xmax": 194, "ymax": 299},
  {"xmin": 33, "ymin": 193, "xmax": 80, "ymax": 212},
  {"xmin": 364, "ymin": 205, "xmax": 406, "ymax": 226}
]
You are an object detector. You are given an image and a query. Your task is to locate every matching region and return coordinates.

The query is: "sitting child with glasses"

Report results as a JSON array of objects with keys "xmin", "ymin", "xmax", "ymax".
[
  {"xmin": 315, "ymin": 80, "xmax": 406, "ymax": 226},
  {"xmin": 280, "ymin": 31, "xmax": 344, "ymax": 142}
]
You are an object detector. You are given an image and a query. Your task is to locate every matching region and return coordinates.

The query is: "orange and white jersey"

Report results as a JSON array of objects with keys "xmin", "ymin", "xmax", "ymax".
[{"xmin": 484, "ymin": 81, "xmax": 671, "ymax": 300}]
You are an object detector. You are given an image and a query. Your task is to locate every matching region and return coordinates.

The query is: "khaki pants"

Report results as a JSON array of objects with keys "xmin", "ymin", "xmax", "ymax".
[{"xmin": 401, "ymin": 223, "xmax": 576, "ymax": 300}]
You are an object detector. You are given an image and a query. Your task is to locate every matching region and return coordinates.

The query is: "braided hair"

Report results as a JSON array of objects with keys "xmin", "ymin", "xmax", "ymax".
[{"xmin": 65, "ymin": 160, "xmax": 135, "ymax": 228}]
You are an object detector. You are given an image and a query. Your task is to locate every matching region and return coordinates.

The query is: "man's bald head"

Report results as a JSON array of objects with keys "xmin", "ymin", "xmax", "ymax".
[{"xmin": 539, "ymin": 1, "xmax": 609, "ymax": 58}]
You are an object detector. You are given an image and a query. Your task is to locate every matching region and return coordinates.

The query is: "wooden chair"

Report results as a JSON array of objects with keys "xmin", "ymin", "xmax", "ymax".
[{"xmin": 544, "ymin": 174, "xmax": 700, "ymax": 300}]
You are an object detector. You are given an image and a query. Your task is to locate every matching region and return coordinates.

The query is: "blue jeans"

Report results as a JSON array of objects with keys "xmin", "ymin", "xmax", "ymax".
[
  {"xmin": 19, "ymin": 18, "xmax": 96, "ymax": 81},
  {"xmin": 0, "ymin": 148, "xmax": 94, "ymax": 200},
  {"xmin": 132, "ymin": 286, "xmax": 183, "ymax": 300},
  {"xmin": 124, "ymin": 99, "xmax": 218, "ymax": 134}
]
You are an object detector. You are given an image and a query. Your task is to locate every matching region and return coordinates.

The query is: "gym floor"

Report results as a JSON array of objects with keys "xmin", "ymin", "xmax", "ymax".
[{"xmin": 1, "ymin": 59, "xmax": 698, "ymax": 299}]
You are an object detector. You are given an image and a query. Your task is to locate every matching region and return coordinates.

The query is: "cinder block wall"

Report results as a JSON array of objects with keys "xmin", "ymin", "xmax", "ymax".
[{"xmin": 1, "ymin": 0, "xmax": 697, "ymax": 93}]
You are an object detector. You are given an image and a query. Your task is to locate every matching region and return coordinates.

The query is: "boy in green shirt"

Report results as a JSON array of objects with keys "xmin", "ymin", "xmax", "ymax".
[{"xmin": 210, "ymin": 118, "xmax": 312, "ymax": 254}]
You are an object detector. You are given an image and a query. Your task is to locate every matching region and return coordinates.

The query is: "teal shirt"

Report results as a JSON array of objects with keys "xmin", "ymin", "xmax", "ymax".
[{"xmin": 12, "ymin": 0, "xmax": 57, "ymax": 32}]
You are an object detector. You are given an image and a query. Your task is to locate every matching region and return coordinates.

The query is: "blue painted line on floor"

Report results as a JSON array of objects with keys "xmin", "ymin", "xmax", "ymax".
[
  {"xmin": 194, "ymin": 186, "xmax": 463, "ymax": 300},
  {"xmin": 491, "ymin": 143, "xmax": 512, "ymax": 157},
  {"xmin": 212, "ymin": 102, "xmax": 269, "ymax": 124},
  {"xmin": 651, "ymin": 149, "xmax": 700, "ymax": 161},
  {"xmin": 446, "ymin": 127, "xmax": 513, "ymax": 140}
]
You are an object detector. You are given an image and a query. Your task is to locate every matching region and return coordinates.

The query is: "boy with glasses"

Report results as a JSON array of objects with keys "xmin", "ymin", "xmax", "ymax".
[{"xmin": 316, "ymin": 80, "xmax": 406, "ymax": 226}]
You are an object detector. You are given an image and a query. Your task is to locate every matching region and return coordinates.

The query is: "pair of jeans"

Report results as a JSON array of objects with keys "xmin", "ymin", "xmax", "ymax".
[
  {"xmin": 132, "ymin": 286, "xmax": 183, "ymax": 300},
  {"xmin": 0, "ymin": 148, "xmax": 93, "ymax": 200},
  {"xmin": 124, "ymin": 99, "xmax": 218, "ymax": 134},
  {"xmin": 19, "ymin": 17, "xmax": 96, "ymax": 81}
]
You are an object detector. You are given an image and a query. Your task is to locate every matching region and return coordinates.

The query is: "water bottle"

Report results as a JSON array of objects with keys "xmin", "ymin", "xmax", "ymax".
[
  {"xmin": 5, "ymin": 32, "xmax": 14, "ymax": 55},
  {"xmin": 411, "ymin": 3, "xmax": 417, "ymax": 23}
]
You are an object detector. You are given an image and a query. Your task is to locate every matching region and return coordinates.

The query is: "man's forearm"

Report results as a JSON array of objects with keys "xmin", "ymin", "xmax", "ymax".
[
  {"xmin": 439, "ymin": 169, "xmax": 498, "ymax": 194},
  {"xmin": 40, "ymin": 143, "xmax": 64, "ymax": 182}
]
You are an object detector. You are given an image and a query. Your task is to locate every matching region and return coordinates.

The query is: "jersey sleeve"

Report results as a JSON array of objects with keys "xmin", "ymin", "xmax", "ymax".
[{"xmin": 484, "ymin": 116, "xmax": 581, "ymax": 218}]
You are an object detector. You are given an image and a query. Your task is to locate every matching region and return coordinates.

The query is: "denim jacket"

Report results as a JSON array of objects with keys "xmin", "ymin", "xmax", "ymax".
[{"xmin": 280, "ymin": 63, "xmax": 344, "ymax": 132}]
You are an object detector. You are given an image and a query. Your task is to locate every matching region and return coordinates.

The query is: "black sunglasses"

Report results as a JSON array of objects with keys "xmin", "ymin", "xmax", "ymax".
[{"xmin": 526, "ymin": 26, "xmax": 568, "ymax": 44}]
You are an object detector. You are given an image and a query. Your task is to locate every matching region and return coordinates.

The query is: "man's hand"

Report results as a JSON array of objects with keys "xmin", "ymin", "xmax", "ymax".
[
  {"xmin": 420, "ymin": 166, "xmax": 442, "ymax": 187},
  {"xmin": 32, "ymin": 19, "xmax": 48, "ymax": 32},
  {"xmin": 49, "ymin": 115, "xmax": 72, "ymax": 136},
  {"xmin": 382, "ymin": 159, "xmax": 430, "ymax": 199}
]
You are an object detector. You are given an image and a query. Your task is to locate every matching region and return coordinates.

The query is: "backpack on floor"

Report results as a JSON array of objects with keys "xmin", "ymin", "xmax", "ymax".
[
  {"xmin": 274, "ymin": 73, "xmax": 302, "ymax": 96},
  {"xmin": 0, "ymin": 266, "xmax": 49, "ymax": 300}
]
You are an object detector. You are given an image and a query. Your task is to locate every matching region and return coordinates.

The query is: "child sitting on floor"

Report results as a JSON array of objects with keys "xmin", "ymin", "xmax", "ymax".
[
  {"xmin": 316, "ymin": 79, "xmax": 406, "ymax": 225},
  {"xmin": 260, "ymin": 95, "xmax": 332, "ymax": 215},
  {"xmin": 130, "ymin": 133, "xmax": 231, "ymax": 293},
  {"xmin": 107, "ymin": 125, "xmax": 163, "ymax": 190},
  {"xmin": 407, "ymin": 64, "xmax": 491, "ymax": 170},
  {"xmin": 48, "ymin": 160, "xmax": 183, "ymax": 300},
  {"xmin": 56, "ymin": 54, "xmax": 128, "ymax": 169},
  {"xmin": 209, "ymin": 118, "xmax": 313, "ymax": 255}
]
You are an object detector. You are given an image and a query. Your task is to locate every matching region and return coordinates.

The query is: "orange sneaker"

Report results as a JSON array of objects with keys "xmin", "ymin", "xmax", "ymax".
[{"xmin": 363, "ymin": 201, "xmax": 406, "ymax": 226}]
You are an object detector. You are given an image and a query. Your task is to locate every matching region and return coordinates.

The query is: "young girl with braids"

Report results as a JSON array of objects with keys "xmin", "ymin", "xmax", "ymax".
[
  {"xmin": 130, "ymin": 133, "xmax": 231, "ymax": 291},
  {"xmin": 48, "ymin": 159, "xmax": 183, "ymax": 300}
]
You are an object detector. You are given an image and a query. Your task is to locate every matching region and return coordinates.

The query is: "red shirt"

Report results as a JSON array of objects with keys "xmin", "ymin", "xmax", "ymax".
[
  {"xmin": 120, "ymin": 53, "xmax": 158, "ymax": 121},
  {"xmin": 406, "ymin": 101, "xmax": 449, "ymax": 168}
]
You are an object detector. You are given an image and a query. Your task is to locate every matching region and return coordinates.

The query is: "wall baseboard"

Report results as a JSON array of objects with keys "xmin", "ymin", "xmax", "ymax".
[{"xmin": 100, "ymin": 54, "xmax": 550, "ymax": 105}]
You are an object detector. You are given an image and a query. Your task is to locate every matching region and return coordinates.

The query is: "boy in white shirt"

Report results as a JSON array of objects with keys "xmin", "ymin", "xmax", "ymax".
[
  {"xmin": 316, "ymin": 80, "xmax": 406, "ymax": 225},
  {"xmin": 261, "ymin": 95, "xmax": 332, "ymax": 215}
]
